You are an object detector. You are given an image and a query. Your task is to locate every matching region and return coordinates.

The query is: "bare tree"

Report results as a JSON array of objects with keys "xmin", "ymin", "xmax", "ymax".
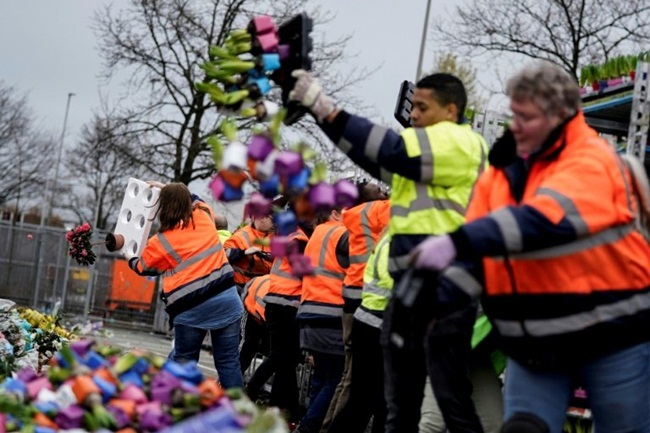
[
  {"xmin": 92, "ymin": 0, "xmax": 366, "ymax": 186},
  {"xmin": 62, "ymin": 113, "xmax": 148, "ymax": 230},
  {"xmin": 430, "ymin": 52, "xmax": 486, "ymax": 112},
  {"xmin": 432, "ymin": 0, "xmax": 650, "ymax": 79},
  {"xmin": 0, "ymin": 81, "xmax": 56, "ymax": 213}
]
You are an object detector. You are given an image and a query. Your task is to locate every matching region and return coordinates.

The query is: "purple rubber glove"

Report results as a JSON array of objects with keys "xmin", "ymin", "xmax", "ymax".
[
  {"xmin": 411, "ymin": 234, "xmax": 456, "ymax": 271},
  {"xmin": 289, "ymin": 69, "xmax": 336, "ymax": 122}
]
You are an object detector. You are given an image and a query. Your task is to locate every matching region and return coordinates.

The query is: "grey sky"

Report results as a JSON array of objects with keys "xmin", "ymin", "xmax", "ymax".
[{"xmin": 0, "ymin": 0, "xmax": 464, "ymax": 142}]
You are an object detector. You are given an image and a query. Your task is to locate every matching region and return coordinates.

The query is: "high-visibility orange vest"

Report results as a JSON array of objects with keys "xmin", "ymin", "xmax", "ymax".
[
  {"xmin": 298, "ymin": 220, "xmax": 347, "ymax": 318},
  {"xmin": 465, "ymin": 111, "xmax": 650, "ymax": 360},
  {"xmin": 130, "ymin": 203, "xmax": 234, "ymax": 320},
  {"xmin": 342, "ymin": 199, "xmax": 390, "ymax": 312},
  {"xmin": 264, "ymin": 228, "xmax": 309, "ymax": 308},
  {"xmin": 243, "ymin": 274, "xmax": 270, "ymax": 323},
  {"xmin": 224, "ymin": 224, "xmax": 273, "ymax": 285}
]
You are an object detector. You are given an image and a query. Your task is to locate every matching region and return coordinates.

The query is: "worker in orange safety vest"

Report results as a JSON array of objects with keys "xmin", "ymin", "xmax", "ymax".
[{"xmin": 295, "ymin": 207, "xmax": 349, "ymax": 433}]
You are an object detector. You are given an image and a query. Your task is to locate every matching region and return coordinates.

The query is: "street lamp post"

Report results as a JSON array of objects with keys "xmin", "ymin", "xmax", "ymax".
[
  {"xmin": 33, "ymin": 92, "xmax": 74, "ymax": 309},
  {"xmin": 41, "ymin": 92, "xmax": 75, "ymax": 226},
  {"xmin": 416, "ymin": 0, "xmax": 433, "ymax": 81}
]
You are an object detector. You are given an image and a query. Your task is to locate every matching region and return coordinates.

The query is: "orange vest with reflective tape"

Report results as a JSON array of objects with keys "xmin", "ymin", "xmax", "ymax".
[
  {"xmin": 467, "ymin": 112, "xmax": 650, "ymax": 360},
  {"xmin": 133, "ymin": 204, "xmax": 234, "ymax": 318},
  {"xmin": 224, "ymin": 224, "xmax": 272, "ymax": 285},
  {"xmin": 243, "ymin": 274, "xmax": 270, "ymax": 323},
  {"xmin": 265, "ymin": 228, "xmax": 309, "ymax": 308},
  {"xmin": 299, "ymin": 220, "xmax": 347, "ymax": 317},
  {"xmin": 342, "ymin": 200, "xmax": 390, "ymax": 309}
]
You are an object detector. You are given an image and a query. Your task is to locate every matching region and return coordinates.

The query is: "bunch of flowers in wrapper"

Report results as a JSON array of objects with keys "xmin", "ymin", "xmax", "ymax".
[
  {"xmin": 19, "ymin": 307, "xmax": 76, "ymax": 369},
  {"xmin": 0, "ymin": 339, "xmax": 288, "ymax": 432},
  {"xmin": 66, "ymin": 223, "xmax": 97, "ymax": 266},
  {"xmin": 0, "ymin": 300, "xmax": 75, "ymax": 380}
]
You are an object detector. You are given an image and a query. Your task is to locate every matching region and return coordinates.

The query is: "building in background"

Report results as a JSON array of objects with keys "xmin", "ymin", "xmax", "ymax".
[{"xmin": 473, "ymin": 110, "xmax": 507, "ymax": 148}]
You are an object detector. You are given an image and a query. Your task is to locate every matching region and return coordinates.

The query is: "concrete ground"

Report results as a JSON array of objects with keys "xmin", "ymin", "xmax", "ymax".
[{"xmin": 87, "ymin": 325, "xmax": 219, "ymax": 378}]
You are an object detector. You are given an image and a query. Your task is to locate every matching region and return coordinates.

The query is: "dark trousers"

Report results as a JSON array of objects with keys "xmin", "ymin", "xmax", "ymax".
[
  {"xmin": 241, "ymin": 314, "xmax": 274, "ymax": 400},
  {"xmin": 245, "ymin": 356, "xmax": 274, "ymax": 401},
  {"xmin": 240, "ymin": 312, "xmax": 270, "ymax": 374},
  {"xmin": 426, "ymin": 306, "xmax": 484, "ymax": 433},
  {"xmin": 265, "ymin": 303, "xmax": 302, "ymax": 419},
  {"xmin": 299, "ymin": 351, "xmax": 345, "ymax": 433},
  {"xmin": 381, "ymin": 295, "xmax": 429, "ymax": 433},
  {"xmin": 381, "ymin": 276, "xmax": 483, "ymax": 433},
  {"xmin": 328, "ymin": 318, "xmax": 386, "ymax": 433}
]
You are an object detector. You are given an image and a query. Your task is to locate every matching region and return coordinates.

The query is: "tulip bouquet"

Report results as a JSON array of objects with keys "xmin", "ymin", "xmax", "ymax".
[
  {"xmin": 207, "ymin": 112, "xmax": 358, "ymax": 277},
  {"xmin": 195, "ymin": 13, "xmax": 312, "ymax": 124},
  {"xmin": 199, "ymin": 14, "xmax": 358, "ymax": 279},
  {"xmin": 0, "ymin": 339, "xmax": 289, "ymax": 432}
]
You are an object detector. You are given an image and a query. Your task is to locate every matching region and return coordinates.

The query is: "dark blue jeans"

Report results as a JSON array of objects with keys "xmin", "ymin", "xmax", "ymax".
[
  {"xmin": 171, "ymin": 319, "xmax": 243, "ymax": 389},
  {"xmin": 504, "ymin": 341, "xmax": 650, "ymax": 433},
  {"xmin": 299, "ymin": 351, "xmax": 345, "ymax": 433}
]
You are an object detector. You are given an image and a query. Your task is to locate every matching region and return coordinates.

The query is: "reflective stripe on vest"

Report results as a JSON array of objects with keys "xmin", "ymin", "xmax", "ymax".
[
  {"xmin": 299, "ymin": 222, "xmax": 346, "ymax": 317},
  {"xmin": 265, "ymin": 229, "xmax": 307, "ymax": 308},
  {"xmin": 494, "ymin": 290, "xmax": 650, "ymax": 337},
  {"xmin": 490, "ymin": 189, "xmax": 591, "ymax": 254},
  {"xmin": 491, "ymin": 219, "xmax": 636, "ymax": 261},
  {"xmin": 364, "ymin": 124, "xmax": 390, "ymax": 163},
  {"xmin": 312, "ymin": 226, "xmax": 346, "ymax": 280},
  {"xmin": 354, "ymin": 307, "xmax": 383, "ymax": 329},
  {"xmin": 342, "ymin": 202, "xmax": 375, "ymax": 300},
  {"xmin": 388, "ymin": 253, "xmax": 410, "ymax": 274},
  {"xmin": 441, "ymin": 265, "xmax": 482, "ymax": 298},
  {"xmin": 360, "ymin": 233, "xmax": 394, "ymax": 313},
  {"xmin": 362, "ymin": 281, "xmax": 393, "ymax": 300},
  {"xmin": 148, "ymin": 208, "xmax": 234, "ymax": 309},
  {"xmin": 348, "ymin": 202, "xmax": 374, "ymax": 265},
  {"xmin": 163, "ymin": 241, "xmax": 223, "ymax": 274},
  {"xmin": 389, "ymin": 123, "xmax": 488, "ymax": 239},
  {"xmin": 391, "ymin": 183, "xmax": 466, "ymax": 217},
  {"xmin": 243, "ymin": 275, "xmax": 269, "ymax": 322},
  {"xmin": 391, "ymin": 128, "xmax": 486, "ymax": 217}
]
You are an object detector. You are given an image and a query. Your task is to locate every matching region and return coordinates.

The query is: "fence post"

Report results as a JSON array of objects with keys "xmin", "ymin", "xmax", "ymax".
[
  {"xmin": 51, "ymin": 234, "xmax": 66, "ymax": 304},
  {"xmin": 31, "ymin": 228, "xmax": 46, "ymax": 309},
  {"xmin": 60, "ymin": 253, "xmax": 72, "ymax": 311}
]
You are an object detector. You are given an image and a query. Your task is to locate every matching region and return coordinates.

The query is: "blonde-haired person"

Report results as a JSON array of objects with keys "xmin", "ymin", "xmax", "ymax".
[
  {"xmin": 412, "ymin": 62, "xmax": 650, "ymax": 433},
  {"xmin": 129, "ymin": 182, "xmax": 244, "ymax": 389}
]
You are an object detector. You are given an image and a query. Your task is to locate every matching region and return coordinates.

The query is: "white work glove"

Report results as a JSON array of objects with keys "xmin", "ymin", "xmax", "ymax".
[
  {"xmin": 289, "ymin": 69, "xmax": 336, "ymax": 123},
  {"xmin": 245, "ymin": 246, "xmax": 262, "ymax": 255},
  {"xmin": 411, "ymin": 235, "xmax": 457, "ymax": 271}
]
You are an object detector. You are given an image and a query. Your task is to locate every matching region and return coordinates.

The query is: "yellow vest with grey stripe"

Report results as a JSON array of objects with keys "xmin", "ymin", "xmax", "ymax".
[
  {"xmin": 389, "ymin": 122, "xmax": 488, "ymax": 238},
  {"xmin": 354, "ymin": 233, "xmax": 394, "ymax": 329}
]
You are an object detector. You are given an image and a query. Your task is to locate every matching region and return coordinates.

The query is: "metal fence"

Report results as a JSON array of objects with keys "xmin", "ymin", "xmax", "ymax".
[{"xmin": 0, "ymin": 220, "xmax": 164, "ymax": 330}]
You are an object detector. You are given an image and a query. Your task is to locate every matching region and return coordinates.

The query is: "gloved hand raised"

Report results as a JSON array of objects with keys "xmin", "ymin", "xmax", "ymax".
[
  {"xmin": 289, "ymin": 69, "xmax": 337, "ymax": 123},
  {"xmin": 411, "ymin": 234, "xmax": 456, "ymax": 271}
]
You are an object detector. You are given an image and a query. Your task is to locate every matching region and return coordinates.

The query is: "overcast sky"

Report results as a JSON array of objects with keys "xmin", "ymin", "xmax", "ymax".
[
  {"xmin": 0, "ymin": 0, "xmax": 468, "ymax": 142},
  {"xmin": 2, "ymin": 0, "xmax": 507, "ymax": 227}
]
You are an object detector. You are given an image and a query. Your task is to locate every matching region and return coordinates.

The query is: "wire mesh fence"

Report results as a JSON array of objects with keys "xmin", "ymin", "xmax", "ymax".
[{"xmin": 0, "ymin": 219, "xmax": 163, "ymax": 330}]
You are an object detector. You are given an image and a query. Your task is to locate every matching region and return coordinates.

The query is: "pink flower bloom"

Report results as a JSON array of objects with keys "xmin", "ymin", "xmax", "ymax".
[{"xmin": 66, "ymin": 223, "xmax": 97, "ymax": 266}]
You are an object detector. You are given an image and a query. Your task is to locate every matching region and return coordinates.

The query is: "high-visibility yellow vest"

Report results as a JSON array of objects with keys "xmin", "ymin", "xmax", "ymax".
[
  {"xmin": 218, "ymin": 229, "xmax": 232, "ymax": 244},
  {"xmin": 354, "ymin": 233, "xmax": 393, "ymax": 328},
  {"xmin": 389, "ymin": 122, "xmax": 488, "ymax": 237}
]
